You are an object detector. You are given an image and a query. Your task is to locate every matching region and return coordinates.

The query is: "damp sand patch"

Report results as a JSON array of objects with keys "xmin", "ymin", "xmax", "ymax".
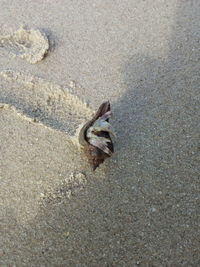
[
  {"xmin": 0, "ymin": 70, "xmax": 93, "ymax": 135},
  {"xmin": 0, "ymin": 27, "xmax": 49, "ymax": 63}
]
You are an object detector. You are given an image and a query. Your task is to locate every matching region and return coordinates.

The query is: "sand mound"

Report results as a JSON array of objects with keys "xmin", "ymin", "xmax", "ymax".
[{"xmin": 0, "ymin": 27, "xmax": 49, "ymax": 63}]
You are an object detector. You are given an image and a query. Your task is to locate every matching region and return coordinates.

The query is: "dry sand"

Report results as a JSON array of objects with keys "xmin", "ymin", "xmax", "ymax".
[
  {"xmin": 0, "ymin": 0, "xmax": 200, "ymax": 266},
  {"xmin": 0, "ymin": 27, "xmax": 49, "ymax": 63}
]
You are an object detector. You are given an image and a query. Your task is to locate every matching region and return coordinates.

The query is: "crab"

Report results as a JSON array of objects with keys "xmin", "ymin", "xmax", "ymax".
[{"xmin": 79, "ymin": 101, "xmax": 114, "ymax": 170}]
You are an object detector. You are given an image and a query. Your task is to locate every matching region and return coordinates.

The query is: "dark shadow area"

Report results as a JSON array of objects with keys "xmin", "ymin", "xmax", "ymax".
[{"xmin": 1, "ymin": 1, "xmax": 200, "ymax": 266}]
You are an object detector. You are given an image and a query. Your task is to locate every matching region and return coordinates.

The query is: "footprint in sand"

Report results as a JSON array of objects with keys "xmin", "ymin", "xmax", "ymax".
[
  {"xmin": 0, "ymin": 70, "xmax": 94, "ymax": 224},
  {"xmin": 0, "ymin": 27, "xmax": 49, "ymax": 63}
]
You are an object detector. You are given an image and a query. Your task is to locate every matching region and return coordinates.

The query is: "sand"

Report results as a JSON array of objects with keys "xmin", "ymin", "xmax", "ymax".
[
  {"xmin": 0, "ymin": 0, "xmax": 200, "ymax": 266},
  {"xmin": 0, "ymin": 27, "xmax": 49, "ymax": 63}
]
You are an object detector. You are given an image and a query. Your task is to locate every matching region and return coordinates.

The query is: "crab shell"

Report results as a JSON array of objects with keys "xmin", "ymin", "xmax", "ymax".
[{"xmin": 79, "ymin": 101, "xmax": 114, "ymax": 170}]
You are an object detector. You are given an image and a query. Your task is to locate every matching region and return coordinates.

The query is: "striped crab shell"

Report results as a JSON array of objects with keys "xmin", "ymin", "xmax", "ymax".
[{"xmin": 79, "ymin": 101, "xmax": 114, "ymax": 170}]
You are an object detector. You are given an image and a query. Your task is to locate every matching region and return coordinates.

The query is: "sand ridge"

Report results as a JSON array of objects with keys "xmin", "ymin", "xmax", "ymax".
[{"xmin": 0, "ymin": 69, "xmax": 93, "ymax": 135}]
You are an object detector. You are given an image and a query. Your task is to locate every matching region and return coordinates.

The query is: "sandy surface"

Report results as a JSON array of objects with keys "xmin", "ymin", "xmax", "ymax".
[
  {"xmin": 0, "ymin": 0, "xmax": 200, "ymax": 266},
  {"xmin": 0, "ymin": 27, "xmax": 49, "ymax": 63}
]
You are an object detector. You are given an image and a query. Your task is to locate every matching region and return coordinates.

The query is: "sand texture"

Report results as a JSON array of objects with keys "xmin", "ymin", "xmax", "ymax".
[
  {"xmin": 0, "ymin": 103, "xmax": 85, "ymax": 222},
  {"xmin": 0, "ymin": 0, "xmax": 200, "ymax": 266},
  {"xmin": 0, "ymin": 69, "xmax": 93, "ymax": 135},
  {"xmin": 0, "ymin": 27, "xmax": 49, "ymax": 63}
]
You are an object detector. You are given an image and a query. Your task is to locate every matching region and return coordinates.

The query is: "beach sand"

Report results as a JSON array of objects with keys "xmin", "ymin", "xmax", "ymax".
[{"xmin": 0, "ymin": 0, "xmax": 199, "ymax": 266}]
